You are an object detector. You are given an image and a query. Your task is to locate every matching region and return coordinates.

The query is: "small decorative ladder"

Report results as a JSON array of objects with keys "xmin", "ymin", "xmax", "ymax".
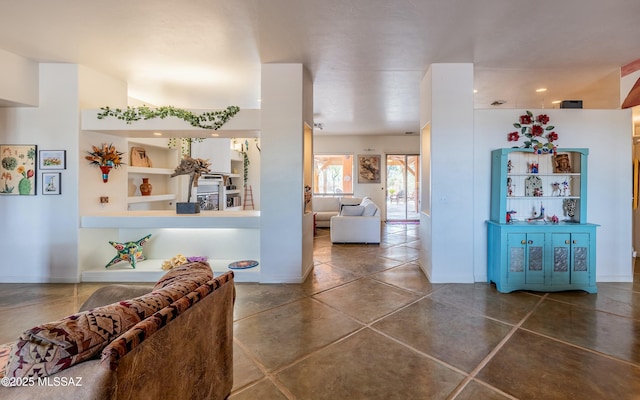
[{"xmin": 243, "ymin": 185, "xmax": 255, "ymax": 210}]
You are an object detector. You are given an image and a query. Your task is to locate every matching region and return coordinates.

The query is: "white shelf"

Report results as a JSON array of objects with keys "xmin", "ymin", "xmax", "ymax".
[
  {"xmin": 226, "ymin": 189, "xmax": 241, "ymax": 194},
  {"xmin": 128, "ymin": 166, "xmax": 174, "ymax": 175},
  {"xmin": 127, "ymin": 194, "xmax": 176, "ymax": 204},
  {"xmin": 81, "ymin": 259, "xmax": 259, "ymax": 283},
  {"xmin": 508, "ymin": 173, "xmax": 580, "ymax": 177},
  {"xmin": 507, "ymin": 196, "xmax": 580, "ymax": 199},
  {"xmin": 81, "ymin": 210, "xmax": 260, "ymax": 229}
]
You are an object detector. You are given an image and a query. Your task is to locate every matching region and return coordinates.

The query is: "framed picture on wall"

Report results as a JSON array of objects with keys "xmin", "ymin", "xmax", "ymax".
[
  {"xmin": 553, "ymin": 153, "xmax": 571, "ymax": 173},
  {"xmin": 39, "ymin": 150, "xmax": 66, "ymax": 170},
  {"xmin": 358, "ymin": 154, "xmax": 381, "ymax": 184},
  {"xmin": 0, "ymin": 144, "xmax": 37, "ymax": 195},
  {"xmin": 42, "ymin": 172, "xmax": 61, "ymax": 195}
]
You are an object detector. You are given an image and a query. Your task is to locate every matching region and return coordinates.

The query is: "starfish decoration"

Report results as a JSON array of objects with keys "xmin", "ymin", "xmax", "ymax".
[{"xmin": 105, "ymin": 234, "xmax": 151, "ymax": 269}]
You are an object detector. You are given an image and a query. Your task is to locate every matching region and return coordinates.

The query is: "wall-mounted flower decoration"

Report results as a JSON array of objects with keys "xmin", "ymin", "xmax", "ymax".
[
  {"xmin": 85, "ymin": 143, "xmax": 125, "ymax": 182},
  {"xmin": 507, "ymin": 111, "xmax": 559, "ymax": 154}
]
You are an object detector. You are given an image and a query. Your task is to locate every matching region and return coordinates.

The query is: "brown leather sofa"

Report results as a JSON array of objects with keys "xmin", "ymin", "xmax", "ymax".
[{"xmin": 0, "ymin": 266, "xmax": 235, "ymax": 400}]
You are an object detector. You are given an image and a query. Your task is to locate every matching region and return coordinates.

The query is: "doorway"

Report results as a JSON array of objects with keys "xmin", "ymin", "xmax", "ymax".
[{"xmin": 386, "ymin": 154, "xmax": 419, "ymax": 221}]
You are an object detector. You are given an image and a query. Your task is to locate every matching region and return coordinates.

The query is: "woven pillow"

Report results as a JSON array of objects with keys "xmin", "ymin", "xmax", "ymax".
[{"xmin": 5, "ymin": 262, "xmax": 213, "ymax": 379}]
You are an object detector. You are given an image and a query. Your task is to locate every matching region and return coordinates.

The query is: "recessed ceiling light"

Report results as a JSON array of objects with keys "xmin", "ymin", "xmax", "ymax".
[
  {"xmin": 211, "ymin": 133, "xmax": 219, "ymax": 137},
  {"xmin": 551, "ymin": 100, "xmax": 561, "ymax": 104},
  {"xmin": 536, "ymin": 88, "xmax": 547, "ymax": 93},
  {"xmin": 153, "ymin": 132, "xmax": 163, "ymax": 136},
  {"xmin": 473, "ymin": 89, "xmax": 478, "ymax": 93}
]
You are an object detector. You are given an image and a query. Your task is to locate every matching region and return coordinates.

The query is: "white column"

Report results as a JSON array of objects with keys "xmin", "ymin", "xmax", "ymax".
[
  {"xmin": 260, "ymin": 64, "xmax": 314, "ymax": 283},
  {"xmin": 419, "ymin": 63, "xmax": 475, "ymax": 282}
]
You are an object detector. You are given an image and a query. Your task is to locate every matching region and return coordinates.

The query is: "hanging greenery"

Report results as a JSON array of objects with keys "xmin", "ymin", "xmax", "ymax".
[
  {"xmin": 97, "ymin": 105, "xmax": 240, "ymax": 130},
  {"xmin": 241, "ymin": 140, "xmax": 250, "ymax": 186}
]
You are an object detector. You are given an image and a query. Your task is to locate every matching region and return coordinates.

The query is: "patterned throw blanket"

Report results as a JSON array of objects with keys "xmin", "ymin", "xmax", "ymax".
[{"xmin": 3, "ymin": 262, "xmax": 213, "ymax": 379}]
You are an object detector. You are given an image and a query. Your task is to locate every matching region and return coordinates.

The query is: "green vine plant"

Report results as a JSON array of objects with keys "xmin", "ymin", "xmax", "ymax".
[
  {"xmin": 97, "ymin": 105, "xmax": 240, "ymax": 130},
  {"xmin": 168, "ymin": 137, "xmax": 205, "ymax": 154}
]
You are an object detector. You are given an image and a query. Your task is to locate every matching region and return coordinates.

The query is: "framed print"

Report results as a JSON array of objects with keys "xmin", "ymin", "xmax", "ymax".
[
  {"xmin": 358, "ymin": 154, "xmax": 381, "ymax": 184},
  {"xmin": 553, "ymin": 153, "xmax": 571, "ymax": 173},
  {"xmin": 0, "ymin": 144, "xmax": 37, "ymax": 195},
  {"xmin": 39, "ymin": 150, "xmax": 66, "ymax": 170},
  {"xmin": 42, "ymin": 172, "xmax": 61, "ymax": 195}
]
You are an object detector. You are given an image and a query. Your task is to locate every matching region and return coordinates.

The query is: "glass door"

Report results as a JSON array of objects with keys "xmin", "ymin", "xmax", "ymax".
[{"xmin": 386, "ymin": 155, "xmax": 419, "ymax": 221}]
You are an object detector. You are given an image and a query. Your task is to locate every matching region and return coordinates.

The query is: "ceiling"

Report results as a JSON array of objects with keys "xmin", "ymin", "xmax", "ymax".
[{"xmin": 1, "ymin": 0, "xmax": 639, "ymax": 136}]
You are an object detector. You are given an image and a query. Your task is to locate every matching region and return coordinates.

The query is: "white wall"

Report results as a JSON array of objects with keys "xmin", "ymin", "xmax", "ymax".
[
  {"xmin": 473, "ymin": 109, "xmax": 633, "ymax": 282},
  {"xmin": 0, "ymin": 49, "xmax": 38, "ymax": 107},
  {"xmin": 313, "ymin": 134, "xmax": 420, "ymax": 216},
  {"xmin": 0, "ymin": 64, "xmax": 79, "ymax": 282},
  {"xmin": 0, "ymin": 62, "xmax": 128, "ymax": 283}
]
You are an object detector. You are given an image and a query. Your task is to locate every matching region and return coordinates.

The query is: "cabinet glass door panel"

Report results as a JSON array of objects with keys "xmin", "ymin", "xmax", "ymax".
[
  {"xmin": 553, "ymin": 247, "xmax": 569, "ymax": 272},
  {"xmin": 507, "ymin": 234, "xmax": 526, "ymax": 285},
  {"xmin": 551, "ymin": 233, "xmax": 571, "ymax": 285},
  {"xmin": 525, "ymin": 233, "xmax": 545, "ymax": 284},
  {"xmin": 510, "ymin": 247, "xmax": 525, "ymax": 272},
  {"xmin": 570, "ymin": 233, "xmax": 590, "ymax": 284}
]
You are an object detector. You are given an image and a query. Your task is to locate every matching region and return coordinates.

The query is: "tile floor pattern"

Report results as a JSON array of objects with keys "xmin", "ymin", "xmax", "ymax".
[{"xmin": 1, "ymin": 224, "xmax": 640, "ymax": 399}]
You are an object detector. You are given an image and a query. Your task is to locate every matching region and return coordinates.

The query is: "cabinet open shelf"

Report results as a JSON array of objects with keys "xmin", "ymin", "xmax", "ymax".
[
  {"xmin": 128, "ymin": 166, "xmax": 175, "ymax": 175},
  {"xmin": 127, "ymin": 194, "xmax": 176, "ymax": 204},
  {"xmin": 81, "ymin": 259, "xmax": 259, "ymax": 283}
]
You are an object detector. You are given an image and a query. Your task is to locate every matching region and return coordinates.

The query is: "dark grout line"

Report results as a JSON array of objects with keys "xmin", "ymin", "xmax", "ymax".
[{"xmin": 447, "ymin": 293, "xmax": 549, "ymax": 399}]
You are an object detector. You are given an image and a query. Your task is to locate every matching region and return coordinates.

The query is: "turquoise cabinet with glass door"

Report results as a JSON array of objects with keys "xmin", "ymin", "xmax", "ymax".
[{"xmin": 487, "ymin": 148, "xmax": 597, "ymax": 293}]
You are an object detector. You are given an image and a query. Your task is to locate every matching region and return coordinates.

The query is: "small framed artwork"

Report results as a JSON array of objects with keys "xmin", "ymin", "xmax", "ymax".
[
  {"xmin": 42, "ymin": 172, "xmax": 61, "ymax": 195},
  {"xmin": 358, "ymin": 154, "xmax": 381, "ymax": 184},
  {"xmin": 0, "ymin": 144, "xmax": 37, "ymax": 195},
  {"xmin": 39, "ymin": 150, "xmax": 66, "ymax": 170},
  {"xmin": 553, "ymin": 153, "xmax": 571, "ymax": 173}
]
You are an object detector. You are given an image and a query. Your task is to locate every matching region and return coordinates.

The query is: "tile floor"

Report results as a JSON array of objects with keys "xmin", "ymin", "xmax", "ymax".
[{"xmin": 1, "ymin": 223, "xmax": 640, "ymax": 399}]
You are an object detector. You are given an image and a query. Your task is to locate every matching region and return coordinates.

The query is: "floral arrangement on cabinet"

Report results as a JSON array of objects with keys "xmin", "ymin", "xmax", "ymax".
[{"xmin": 507, "ymin": 111, "xmax": 559, "ymax": 154}]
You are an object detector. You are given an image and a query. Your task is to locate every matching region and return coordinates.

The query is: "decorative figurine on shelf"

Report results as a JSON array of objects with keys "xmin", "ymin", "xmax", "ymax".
[
  {"xmin": 562, "ymin": 179, "xmax": 571, "ymax": 197},
  {"xmin": 533, "ymin": 187, "xmax": 543, "ymax": 197},
  {"xmin": 564, "ymin": 198, "xmax": 577, "ymax": 222},
  {"xmin": 528, "ymin": 162, "xmax": 539, "ymax": 173},
  {"xmin": 549, "ymin": 214, "xmax": 559, "ymax": 224},
  {"xmin": 171, "ymin": 156, "xmax": 211, "ymax": 214},
  {"xmin": 506, "ymin": 210, "xmax": 517, "ymax": 223},
  {"xmin": 507, "ymin": 177, "xmax": 513, "ymax": 197},
  {"xmin": 507, "ymin": 159, "xmax": 513, "ymax": 173},
  {"xmin": 528, "ymin": 203, "xmax": 545, "ymax": 223},
  {"xmin": 551, "ymin": 182, "xmax": 561, "ymax": 196}
]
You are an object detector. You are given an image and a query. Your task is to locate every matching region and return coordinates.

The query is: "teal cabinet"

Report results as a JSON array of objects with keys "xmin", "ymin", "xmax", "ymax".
[{"xmin": 487, "ymin": 148, "xmax": 597, "ymax": 293}]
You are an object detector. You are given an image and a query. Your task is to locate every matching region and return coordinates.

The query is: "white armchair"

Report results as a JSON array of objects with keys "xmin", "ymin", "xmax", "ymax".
[{"xmin": 330, "ymin": 198, "xmax": 381, "ymax": 243}]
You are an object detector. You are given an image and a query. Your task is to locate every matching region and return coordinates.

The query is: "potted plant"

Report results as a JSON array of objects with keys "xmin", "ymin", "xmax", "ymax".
[{"xmin": 171, "ymin": 156, "xmax": 211, "ymax": 214}]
